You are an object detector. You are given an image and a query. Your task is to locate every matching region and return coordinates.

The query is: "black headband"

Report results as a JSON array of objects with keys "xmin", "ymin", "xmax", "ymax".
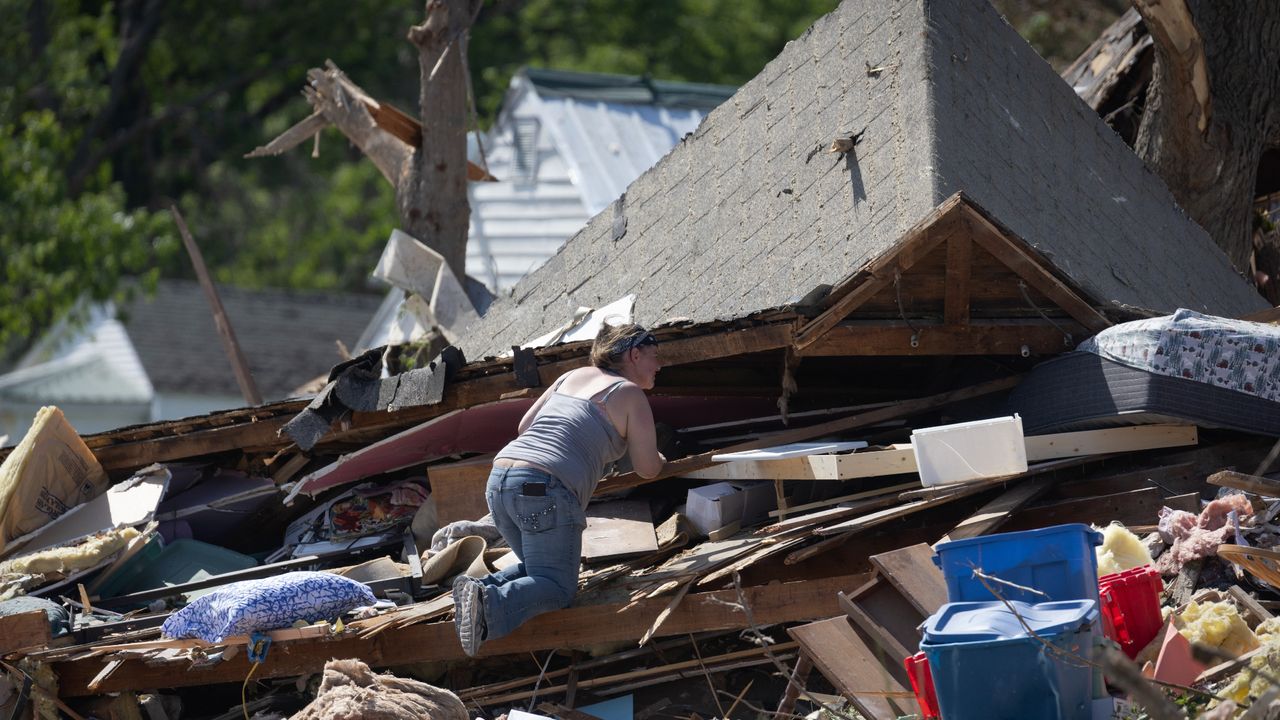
[{"xmin": 620, "ymin": 332, "xmax": 658, "ymax": 354}]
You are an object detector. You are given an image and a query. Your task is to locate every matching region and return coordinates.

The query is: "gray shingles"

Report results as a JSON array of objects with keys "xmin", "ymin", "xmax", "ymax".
[
  {"xmin": 123, "ymin": 280, "xmax": 383, "ymax": 400},
  {"xmin": 460, "ymin": 0, "xmax": 1265, "ymax": 360}
]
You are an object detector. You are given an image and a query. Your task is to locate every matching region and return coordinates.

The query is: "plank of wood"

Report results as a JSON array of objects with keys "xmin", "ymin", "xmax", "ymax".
[
  {"xmin": 868, "ymin": 544, "xmax": 948, "ymax": 616},
  {"xmin": 999, "ymin": 487, "xmax": 1166, "ymax": 532},
  {"xmin": 686, "ymin": 425, "xmax": 1196, "ymax": 485},
  {"xmin": 818, "ymin": 481, "xmax": 1000, "ymax": 536},
  {"xmin": 788, "ymin": 616, "xmax": 915, "ymax": 720},
  {"xmin": 682, "ymin": 449, "xmax": 917, "ymax": 482},
  {"xmin": 794, "ymin": 215, "xmax": 958, "ymax": 353},
  {"xmin": 805, "ymin": 323, "xmax": 1074, "ymax": 357},
  {"xmin": 1025, "ymin": 424, "xmax": 1197, "ymax": 460},
  {"xmin": 1208, "ymin": 470, "xmax": 1280, "ymax": 497},
  {"xmin": 840, "ymin": 584, "xmax": 917, "ymax": 665},
  {"xmin": 941, "ymin": 476, "xmax": 1058, "ymax": 542},
  {"xmin": 766, "ymin": 482, "xmax": 921, "ymax": 518},
  {"xmin": 601, "ymin": 375, "xmax": 1022, "ymax": 494},
  {"xmin": 582, "ymin": 500, "xmax": 658, "ymax": 562},
  {"xmin": 428, "ymin": 456, "xmax": 493, "ymax": 525},
  {"xmin": 944, "ymin": 235, "xmax": 973, "ymax": 325},
  {"xmin": 1041, "ymin": 462, "xmax": 1197, "ymax": 502},
  {"xmin": 57, "ymin": 574, "xmax": 863, "ymax": 695},
  {"xmin": 0, "ymin": 610, "xmax": 51, "ymax": 654},
  {"xmin": 960, "ymin": 200, "xmax": 1111, "ymax": 333}
]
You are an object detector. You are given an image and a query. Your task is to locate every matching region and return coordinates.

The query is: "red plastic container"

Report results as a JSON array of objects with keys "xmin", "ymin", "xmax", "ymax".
[
  {"xmin": 904, "ymin": 652, "xmax": 940, "ymax": 720},
  {"xmin": 1098, "ymin": 564, "xmax": 1163, "ymax": 659}
]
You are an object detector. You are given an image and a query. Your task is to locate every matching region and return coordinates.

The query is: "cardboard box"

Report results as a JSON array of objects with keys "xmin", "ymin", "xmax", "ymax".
[{"xmin": 686, "ymin": 481, "xmax": 776, "ymax": 536}]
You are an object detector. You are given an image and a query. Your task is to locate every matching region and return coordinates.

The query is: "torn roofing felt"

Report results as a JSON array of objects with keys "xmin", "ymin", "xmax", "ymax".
[{"xmin": 459, "ymin": 0, "xmax": 1266, "ymax": 361}]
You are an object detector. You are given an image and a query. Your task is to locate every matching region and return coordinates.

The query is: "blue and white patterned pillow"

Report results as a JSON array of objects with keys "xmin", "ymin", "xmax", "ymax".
[{"xmin": 161, "ymin": 571, "xmax": 376, "ymax": 643}]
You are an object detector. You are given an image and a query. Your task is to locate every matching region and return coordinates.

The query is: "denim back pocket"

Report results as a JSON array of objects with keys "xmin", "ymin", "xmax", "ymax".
[{"xmin": 513, "ymin": 493, "xmax": 558, "ymax": 534}]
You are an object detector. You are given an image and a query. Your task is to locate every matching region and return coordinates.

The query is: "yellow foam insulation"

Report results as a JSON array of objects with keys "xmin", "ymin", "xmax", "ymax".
[
  {"xmin": 1222, "ymin": 617, "xmax": 1280, "ymax": 705},
  {"xmin": 1095, "ymin": 522, "xmax": 1154, "ymax": 576},
  {"xmin": 0, "ymin": 406, "xmax": 108, "ymax": 553},
  {"xmin": 1175, "ymin": 600, "xmax": 1260, "ymax": 658},
  {"xmin": 0, "ymin": 527, "xmax": 137, "ymax": 576}
]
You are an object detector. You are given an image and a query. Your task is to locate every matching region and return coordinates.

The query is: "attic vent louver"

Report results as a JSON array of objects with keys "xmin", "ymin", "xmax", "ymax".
[{"xmin": 512, "ymin": 117, "xmax": 541, "ymax": 185}]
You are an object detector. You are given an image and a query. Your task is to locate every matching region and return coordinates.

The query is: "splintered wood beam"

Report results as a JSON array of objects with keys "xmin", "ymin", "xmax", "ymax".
[
  {"xmin": 944, "ymin": 233, "xmax": 973, "ymax": 325},
  {"xmin": 803, "ymin": 323, "xmax": 1073, "ymax": 356},
  {"xmin": 793, "ymin": 195, "xmax": 965, "ymax": 353},
  {"xmin": 960, "ymin": 203, "xmax": 1111, "ymax": 334},
  {"xmin": 941, "ymin": 476, "xmax": 1058, "ymax": 542},
  {"xmin": 54, "ymin": 574, "xmax": 860, "ymax": 696}
]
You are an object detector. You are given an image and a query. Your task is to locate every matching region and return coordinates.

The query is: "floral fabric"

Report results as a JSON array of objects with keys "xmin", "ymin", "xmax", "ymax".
[
  {"xmin": 160, "ymin": 571, "xmax": 375, "ymax": 643},
  {"xmin": 1079, "ymin": 309, "xmax": 1280, "ymax": 401}
]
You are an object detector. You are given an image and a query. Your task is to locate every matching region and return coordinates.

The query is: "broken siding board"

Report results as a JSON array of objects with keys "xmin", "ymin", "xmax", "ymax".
[
  {"xmin": 788, "ymin": 616, "xmax": 916, "ymax": 720},
  {"xmin": 56, "ymin": 573, "xmax": 861, "ymax": 695},
  {"xmin": 868, "ymin": 544, "xmax": 948, "ymax": 616}
]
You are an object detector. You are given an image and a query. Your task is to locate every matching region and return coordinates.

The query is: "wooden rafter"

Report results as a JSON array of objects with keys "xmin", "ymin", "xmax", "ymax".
[
  {"xmin": 793, "ymin": 192, "xmax": 1111, "ymax": 356},
  {"xmin": 793, "ymin": 194, "xmax": 965, "ymax": 352}
]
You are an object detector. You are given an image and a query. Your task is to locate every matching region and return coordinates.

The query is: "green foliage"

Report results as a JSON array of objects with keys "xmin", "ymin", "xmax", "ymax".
[
  {"xmin": 0, "ymin": 110, "xmax": 175, "ymax": 345},
  {"xmin": 468, "ymin": 0, "xmax": 838, "ymax": 120}
]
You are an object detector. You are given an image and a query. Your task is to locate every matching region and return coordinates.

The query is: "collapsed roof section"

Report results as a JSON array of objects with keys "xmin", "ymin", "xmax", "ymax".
[{"xmin": 461, "ymin": 0, "xmax": 1264, "ymax": 361}]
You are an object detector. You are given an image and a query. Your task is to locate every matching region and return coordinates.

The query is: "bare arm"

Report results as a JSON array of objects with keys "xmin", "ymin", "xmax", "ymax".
[{"xmin": 618, "ymin": 386, "xmax": 666, "ymax": 478}]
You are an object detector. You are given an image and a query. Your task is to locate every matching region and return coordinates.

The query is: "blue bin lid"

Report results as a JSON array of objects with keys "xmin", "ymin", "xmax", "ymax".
[
  {"xmin": 922, "ymin": 599, "xmax": 1098, "ymax": 644},
  {"xmin": 932, "ymin": 523, "xmax": 1103, "ymax": 559}
]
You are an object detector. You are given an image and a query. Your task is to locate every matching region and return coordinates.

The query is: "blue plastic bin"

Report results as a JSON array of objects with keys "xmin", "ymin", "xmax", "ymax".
[
  {"xmin": 933, "ymin": 523, "xmax": 1103, "ymax": 604},
  {"xmin": 922, "ymin": 599, "xmax": 1098, "ymax": 720}
]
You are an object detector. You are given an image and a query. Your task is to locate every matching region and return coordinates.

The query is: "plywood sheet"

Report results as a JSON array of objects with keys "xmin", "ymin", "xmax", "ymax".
[{"xmin": 582, "ymin": 500, "xmax": 657, "ymax": 562}]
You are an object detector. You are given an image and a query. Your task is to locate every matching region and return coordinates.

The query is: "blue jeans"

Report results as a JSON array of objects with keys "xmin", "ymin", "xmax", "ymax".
[{"xmin": 478, "ymin": 466, "xmax": 586, "ymax": 641}]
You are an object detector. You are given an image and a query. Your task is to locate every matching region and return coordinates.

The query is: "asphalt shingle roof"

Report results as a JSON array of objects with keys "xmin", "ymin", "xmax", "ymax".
[
  {"xmin": 460, "ymin": 0, "xmax": 1266, "ymax": 360},
  {"xmin": 123, "ymin": 280, "xmax": 384, "ymax": 400}
]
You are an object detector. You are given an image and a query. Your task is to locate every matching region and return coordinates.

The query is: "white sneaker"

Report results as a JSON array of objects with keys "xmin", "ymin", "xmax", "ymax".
[{"xmin": 452, "ymin": 575, "xmax": 486, "ymax": 657}]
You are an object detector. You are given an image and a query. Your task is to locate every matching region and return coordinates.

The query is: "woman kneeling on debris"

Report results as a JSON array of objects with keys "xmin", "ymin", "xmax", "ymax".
[{"xmin": 452, "ymin": 323, "xmax": 667, "ymax": 656}]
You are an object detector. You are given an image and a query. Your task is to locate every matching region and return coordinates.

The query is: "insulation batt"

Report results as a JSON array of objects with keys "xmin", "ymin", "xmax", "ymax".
[
  {"xmin": 1223, "ymin": 617, "xmax": 1280, "ymax": 704},
  {"xmin": 0, "ymin": 527, "xmax": 138, "ymax": 575},
  {"xmin": 1176, "ymin": 600, "xmax": 1260, "ymax": 658},
  {"xmin": 289, "ymin": 658, "xmax": 467, "ymax": 720},
  {"xmin": 1096, "ymin": 522, "xmax": 1155, "ymax": 576},
  {"xmin": 1155, "ymin": 495, "xmax": 1254, "ymax": 575}
]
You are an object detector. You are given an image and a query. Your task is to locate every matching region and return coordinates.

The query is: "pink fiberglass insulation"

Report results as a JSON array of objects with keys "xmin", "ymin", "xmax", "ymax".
[{"xmin": 1156, "ymin": 494, "xmax": 1254, "ymax": 575}]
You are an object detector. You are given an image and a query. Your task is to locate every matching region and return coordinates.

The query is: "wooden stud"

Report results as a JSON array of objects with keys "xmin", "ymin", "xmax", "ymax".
[{"xmin": 944, "ymin": 234, "xmax": 972, "ymax": 325}]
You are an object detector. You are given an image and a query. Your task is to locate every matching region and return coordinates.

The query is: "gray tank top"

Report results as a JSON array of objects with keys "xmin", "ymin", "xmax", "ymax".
[{"xmin": 495, "ymin": 378, "xmax": 629, "ymax": 509}]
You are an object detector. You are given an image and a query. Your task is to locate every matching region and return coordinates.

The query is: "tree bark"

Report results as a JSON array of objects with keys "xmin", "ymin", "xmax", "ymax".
[
  {"xmin": 403, "ymin": 0, "xmax": 480, "ymax": 280},
  {"xmin": 1131, "ymin": 0, "xmax": 1280, "ymax": 274}
]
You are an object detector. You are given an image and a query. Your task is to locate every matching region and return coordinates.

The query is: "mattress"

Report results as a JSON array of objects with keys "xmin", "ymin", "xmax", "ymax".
[{"xmin": 1008, "ymin": 351, "xmax": 1280, "ymax": 437}]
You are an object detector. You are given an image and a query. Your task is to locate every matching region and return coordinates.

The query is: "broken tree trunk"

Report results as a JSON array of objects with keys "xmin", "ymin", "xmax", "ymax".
[{"xmin": 402, "ymin": 0, "xmax": 480, "ymax": 279}]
